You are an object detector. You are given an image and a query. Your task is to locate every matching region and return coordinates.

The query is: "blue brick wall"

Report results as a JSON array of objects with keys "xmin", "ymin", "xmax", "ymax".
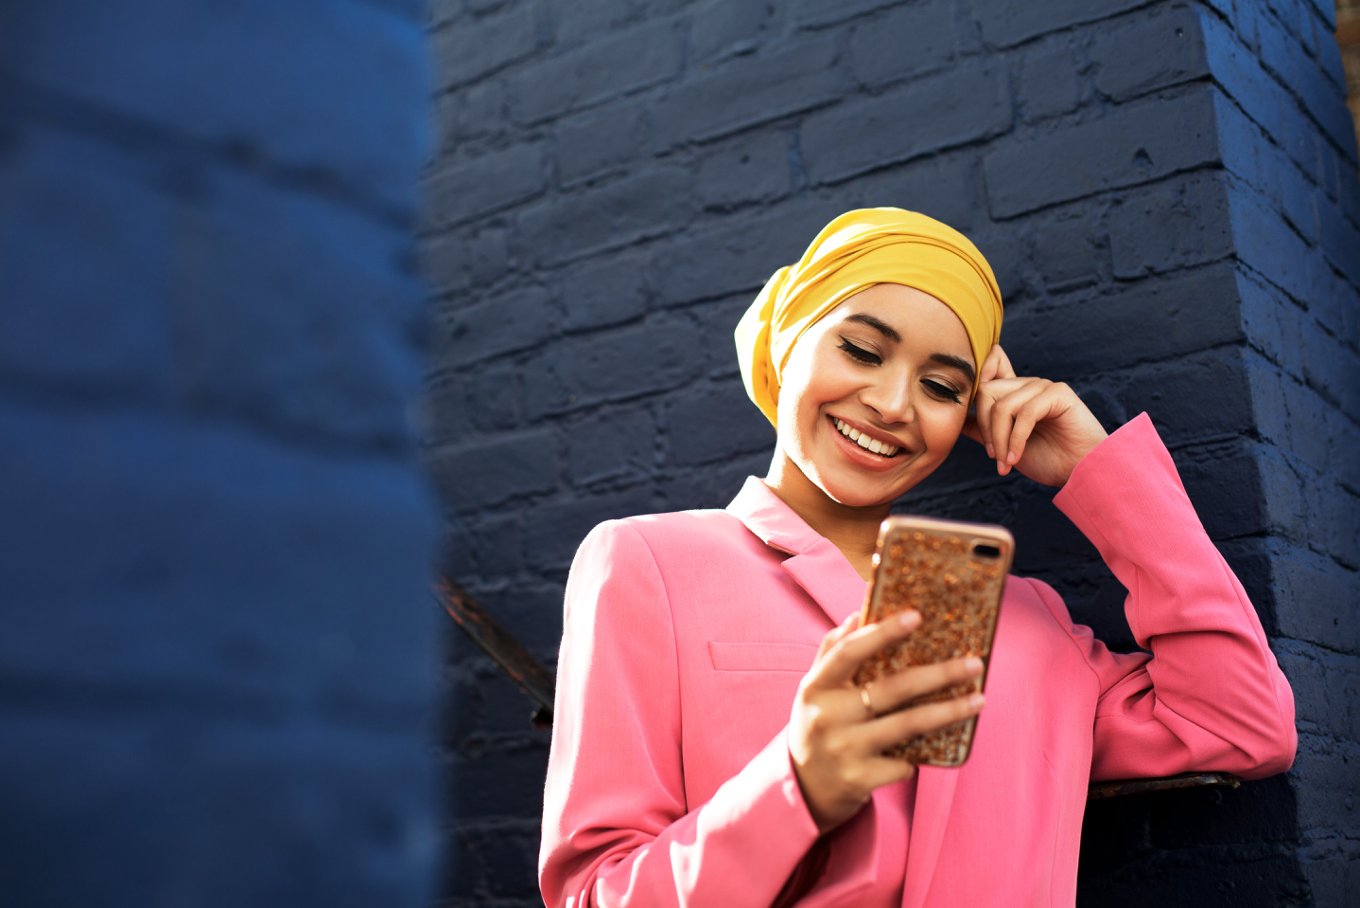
[
  {"xmin": 0, "ymin": 2, "xmax": 441, "ymax": 906},
  {"xmin": 425, "ymin": 0, "xmax": 1359, "ymax": 904}
]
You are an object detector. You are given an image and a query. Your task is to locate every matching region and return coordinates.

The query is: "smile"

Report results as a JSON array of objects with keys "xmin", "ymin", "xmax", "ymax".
[{"xmin": 833, "ymin": 417, "xmax": 901, "ymax": 457}]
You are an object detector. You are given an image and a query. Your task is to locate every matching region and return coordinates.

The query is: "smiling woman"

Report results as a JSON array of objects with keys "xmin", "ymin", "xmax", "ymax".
[{"xmin": 537, "ymin": 208, "xmax": 1297, "ymax": 908}]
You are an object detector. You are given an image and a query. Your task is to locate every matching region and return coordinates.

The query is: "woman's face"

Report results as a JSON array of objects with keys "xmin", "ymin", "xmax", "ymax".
[{"xmin": 774, "ymin": 282, "xmax": 976, "ymax": 509}]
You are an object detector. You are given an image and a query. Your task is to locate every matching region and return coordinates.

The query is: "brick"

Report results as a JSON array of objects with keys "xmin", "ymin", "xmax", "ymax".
[
  {"xmin": 1172, "ymin": 441, "xmax": 1270, "ymax": 540},
  {"xmin": 1003, "ymin": 264, "xmax": 1245, "ymax": 376},
  {"xmin": 434, "ymin": 284, "xmax": 553, "ymax": 367},
  {"xmin": 985, "ymin": 88, "xmax": 1222, "ymax": 218},
  {"xmin": 473, "ymin": 582, "xmax": 566, "ymax": 652},
  {"xmin": 543, "ymin": 0, "xmax": 632, "ymax": 46},
  {"xmin": 657, "ymin": 450, "xmax": 773, "ymax": 512},
  {"xmin": 1202, "ymin": 17, "xmax": 1291, "ymax": 151},
  {"xmin": 792, "ymin": 0, "xmax": 898, "ymax": 29},
  {"xmin": 434, "ymin": 5, "xmax": 538, "ymax": 88},
  {"xmin": 466, "ymin": 511, "xmax": 524, "ymax": 579},
  {"xmin": 1316, "ymin": 193, "xmax": 1360, "ymax": 287},
  {"xmin": 464, "ymin": 364, "xmax": 523, "ymax": 432},
  {"xmin": 1089, "ymin": 7, "xmax": 1211, "ymax": 102},
  {"xmin": 690, "ymin": 292, "xmax": 764, "ymax": 377},
  {"xmin": 848, "ymin": 1, "xmax": 957, "ymax": 88},
  {"xmin": 445, "ymin": 745, "xmax": 550, "ymax": 818},
  {"xmin": 690, "ymin": 0, "xmax": 775, "ymax": 62},
  {"xmin": 1300, "ymin": 314, "xmax": 1360, "ymax": 423},
  {"xmin": 1109, "ymin": 172, "xmax": 1235, "ymax": 278},
  {"xmin": 696, "ymin": 131, "xmax": 792, "ymax": 209},
  {"xmin": 1227, "ymin": 185, "xmax": 1315, "ymax": 304},
  {"xmin": 647, "ymin": 198, "xmax": 845, "ymax": 306},
  {"xmin": 561, "ymin": 253, "xmax": 649, "ymax": 332},
  {"xmin": 512, "ymin": 18, "xmax": 684, "ymax": 124},
  {"xmin": 803, "ymin": 64, "xmax": 1011, "ymax": 185},
  {"xmin": 1018, "ymin": 44, "xmax": 1082, "ymax": 121},
  {"xmin": 837, "ymin": 153, "xmax": 982, "ymax": 235},
  {"xmin": 426, "ymin": 143, "xmax": 546, "ymax": 227},
  {"xmin": 435, "ymin": 77, "xmax": 508, "ymax": 149},
  {"xmin": 972, "ymin": 0, "xmax": 1148, "ymax": 48},
  {"xmin": 522, "ymin": 314, "xmax": 704, "ymax": 418},
  {"xmin": 428, "ymin": 428, "xmax": 558, "ymax": 512},
  {"xmin": 515, "ymin": 165, "xmax": 692, "ymax": 266},
  {"xmin": 1025, "ymin": 209, "xmax": 1101, "ymax": 291},
  {"xmin": 649, "ymin": 37, "xmax": 848, "ymax": 149},
  {"xmin": 1, "ymin": 1, "xmax": 432, "ymax": 212},
  {"xmin": 0, "ymin": 712, "xmax": 437, "ymax": 906},
  {"xmin": 1117, "ymin": 348, "xmax": 1258, "ymax": 446},
  {"xmin": 556, "ymin": 99, "xmax": 647, "ymax": 185},
  {"xmin": 0, "ymin": 127, "xmax": 171, "ymax": 396},
  {"xmin": 668, "ymin": 380, "xmax": 776, "ymax": 465},
  {"xmin": 0, "ymin": 399, "xmax": 439, "ymax": 709},
  {"xmin": 1257, "ymin": 12, "xmax": 1358, "ymax": 161},
  {"xmin": 422, "ymin": 226, "xmax": 511, "ymax": 298},
  {"xmin": 567, "ymin": 406, "xmax": 657, "ymax": 484},
  {"xmin": 1273, "ymin": 547, "xmax": 1360, "ymax": 654},
  {"xmin": 164, "ymin": 170, "xmax": 425, "ymax": 447},
  {"xmin": 524, "ymin": 487, "xmax": 659, "ymax": 571}
]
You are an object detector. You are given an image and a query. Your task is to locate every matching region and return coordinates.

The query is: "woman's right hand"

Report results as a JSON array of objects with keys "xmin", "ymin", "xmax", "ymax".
[{"xmin": 788, "ymin": 611, "xmax": 986, "ymax": 833}]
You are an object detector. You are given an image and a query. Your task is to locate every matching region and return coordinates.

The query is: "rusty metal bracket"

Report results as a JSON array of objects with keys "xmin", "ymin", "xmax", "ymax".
[
  {"xmin": 436, "ymin": 576, "xmax": 555, "ymax": 729},
  {"xmin": 1087, "ymin": 771, "xmax": 1240, "ymax": 801}
]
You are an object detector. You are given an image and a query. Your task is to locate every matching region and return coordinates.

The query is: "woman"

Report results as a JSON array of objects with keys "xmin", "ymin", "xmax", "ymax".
[{"xmin": 538, "ymin": 209, "xmax": 1296, "ymax": 908}]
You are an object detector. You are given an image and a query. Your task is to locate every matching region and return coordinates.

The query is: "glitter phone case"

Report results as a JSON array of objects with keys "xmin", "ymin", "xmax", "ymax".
[{"xmin": 853, "ymin": 515, "xmax": 1014, "ymax": 767}]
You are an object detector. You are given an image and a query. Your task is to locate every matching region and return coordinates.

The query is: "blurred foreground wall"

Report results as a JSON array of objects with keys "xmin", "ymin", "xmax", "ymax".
[
  {"xmin": 0, "ymin": 2, "xmax": 442, "ymax": 905},
  {"xmin": 425, "ymin": 0, "xmax": 1360, "ymax": 904}
]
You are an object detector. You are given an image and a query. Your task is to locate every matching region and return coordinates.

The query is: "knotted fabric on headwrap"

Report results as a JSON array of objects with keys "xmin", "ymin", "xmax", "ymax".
[{"xmin": 734, "ymin": 207, "xmax": 1003, "ymax": 427}]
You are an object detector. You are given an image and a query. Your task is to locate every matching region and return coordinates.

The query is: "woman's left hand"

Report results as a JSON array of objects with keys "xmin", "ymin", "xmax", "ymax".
[{"xmin": 962, "ymin": 344, "xmax": 1108, "ymax": 487}]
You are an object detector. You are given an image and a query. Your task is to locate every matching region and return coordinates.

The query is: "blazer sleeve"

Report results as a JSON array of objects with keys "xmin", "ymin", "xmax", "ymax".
[
  {"xmin": 539, "ymin": 520, "xmax": 821, "ymax": 908},
  {"xmin": 1040, "ymin": 412, "xmax": 1296, "ymax": 782}
]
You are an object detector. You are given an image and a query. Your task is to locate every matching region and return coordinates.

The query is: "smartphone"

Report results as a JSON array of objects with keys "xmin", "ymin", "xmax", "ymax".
[{"xmin": 853, "ymin": 515, "xmax": 1014, "ymax": 767}]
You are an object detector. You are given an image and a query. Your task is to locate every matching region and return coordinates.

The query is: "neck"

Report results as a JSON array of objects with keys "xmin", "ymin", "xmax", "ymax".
[{"xmin": 763, "ymin": 449, "xmax": 890, "ymax": 581}]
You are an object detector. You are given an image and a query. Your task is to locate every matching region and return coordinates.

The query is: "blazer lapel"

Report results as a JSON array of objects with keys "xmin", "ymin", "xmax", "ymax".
[
  {"xmin": 900, "ymin": 766, "xmax": 959, "ymax": 908},
  {"xmin": 726, "ymin": 477, "xmax": 867, "ymax": 626},
  {"xmin": 729, "ymin": 476, "xmax": 958, "ymax": 905}
]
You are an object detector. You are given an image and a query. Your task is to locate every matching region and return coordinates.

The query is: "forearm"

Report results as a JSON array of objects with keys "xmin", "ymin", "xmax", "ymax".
[{"xmin": 1054, "ymin": 414, "xmax": 1296, "ymax": 778}]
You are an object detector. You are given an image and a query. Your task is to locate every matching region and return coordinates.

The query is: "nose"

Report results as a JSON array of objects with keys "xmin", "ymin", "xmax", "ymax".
[{"xmin": 860, "ymin": 371, "xmax": 914, "ymax": 425}]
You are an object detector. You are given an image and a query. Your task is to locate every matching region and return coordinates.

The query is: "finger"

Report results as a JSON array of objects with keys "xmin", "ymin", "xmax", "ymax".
[
  {"xmin": 859, "ymin": 693, "xmax": 986, "ymax": 753},
  {"xmin": 1004, "ymin": 385, "xmax": 1066, "ymax": 469},
  {"xmin": 987, "ymin": 380, "xmax": 1048, "ymax": 475},
  {"xmin": 991, "ymin": 345, "xmax": 1016, "ymax": 380},
  {"xmin": 871, "ymin": 656, "xmax": 984, "ymax": 713},
  {"xmin": 816, "ymin": 611, "xmax": 863, "ymax": 660},
  {"xmin": 857, "ymin": 754, "xmax": 919, "ymax": 790},
  {"xmin": 812, "ymin": 610, "xmax": 921, "ymax": 688}
]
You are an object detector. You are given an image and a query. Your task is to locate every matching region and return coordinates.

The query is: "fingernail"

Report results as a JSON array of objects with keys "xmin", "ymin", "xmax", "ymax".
[
  {"xmin": 1007, "ymin": 451, "xmax": 1018, "ymax": 464},
  {"xmin": 899, "ymin": 610, "xmax": 920, "ymax": 629},
  {"xmin": 964, "ymin": 657, "xmax": 983, "ymax": 674},
  {"xmin": 969, "ymin": 694, "xmax": 986, "ymax": 709}
]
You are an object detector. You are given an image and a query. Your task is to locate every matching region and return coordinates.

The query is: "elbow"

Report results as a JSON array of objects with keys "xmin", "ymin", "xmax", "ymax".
[{"xmin": 1234, "ymin": 722, "xmax": 1297, "ymax": 781}]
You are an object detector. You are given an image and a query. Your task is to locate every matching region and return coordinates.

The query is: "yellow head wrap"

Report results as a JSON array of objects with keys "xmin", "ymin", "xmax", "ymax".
[{"xmin": 734, "ymin": 207, "xmax": 1003, "ymax": 427}]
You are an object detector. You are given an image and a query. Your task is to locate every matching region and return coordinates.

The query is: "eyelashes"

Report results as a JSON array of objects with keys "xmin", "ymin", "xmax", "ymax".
[
  {"xmin": 838, "ymin": 337, "xmax": 963, "ymax": 405},
  {"xmin": 838, "ymin": 338, "xmax": 880, "ymax": 365}
]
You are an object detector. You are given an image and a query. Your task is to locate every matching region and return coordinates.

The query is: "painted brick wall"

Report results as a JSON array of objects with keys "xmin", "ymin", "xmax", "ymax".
[
  {"xmin": 0, "ymin": 2, "xmax": 442, "ymax": 906},
  {"xmin": 424, "ymin": 0, "xmax": 1360, "ymax": 904}
]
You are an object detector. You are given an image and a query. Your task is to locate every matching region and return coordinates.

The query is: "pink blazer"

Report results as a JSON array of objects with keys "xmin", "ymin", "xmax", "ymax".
[{"xmin": 539, "ymin": 414, "xmax": 1296, "ymax": 908}]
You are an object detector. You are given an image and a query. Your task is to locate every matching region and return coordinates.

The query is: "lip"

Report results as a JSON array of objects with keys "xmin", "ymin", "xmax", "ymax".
[{"xmin": 826, "ymin": 414, "xmax": 909, "ymax": 471}]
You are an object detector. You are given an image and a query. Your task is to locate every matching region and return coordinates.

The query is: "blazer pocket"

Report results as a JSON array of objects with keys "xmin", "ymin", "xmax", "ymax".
[{"xmin": 709, "ymin": 641, "xmax": 819, "ymax": 673}]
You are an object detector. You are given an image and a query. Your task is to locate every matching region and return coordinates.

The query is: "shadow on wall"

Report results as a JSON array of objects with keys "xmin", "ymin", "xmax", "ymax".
[{"xmin": 424, "ymin": 0, "xmax": 1360, "ymax": 905}]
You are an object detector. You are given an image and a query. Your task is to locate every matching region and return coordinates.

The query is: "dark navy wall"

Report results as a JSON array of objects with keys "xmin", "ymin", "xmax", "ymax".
[
  {"xmin": 0, "ymin": 2, "xmax": 442, "ymax": 906},
  {"xmin": 424, "ymin": 0, "xmax": 1359, "ymax": 904}
]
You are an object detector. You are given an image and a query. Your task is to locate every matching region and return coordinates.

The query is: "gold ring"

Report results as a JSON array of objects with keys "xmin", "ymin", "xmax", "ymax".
[{"xmin": 859, "ymin": 683, "xmax": 875, "ymax": 720}]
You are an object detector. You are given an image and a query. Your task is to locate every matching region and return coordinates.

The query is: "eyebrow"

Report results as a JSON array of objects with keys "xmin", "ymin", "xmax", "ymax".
[
  {"xmin": 844, "ymin": 313, "xmax": 977, "ymax": 385},
  {"xmin": 930, "ymin": 353, "xmax": 977, "ymax": 387}
]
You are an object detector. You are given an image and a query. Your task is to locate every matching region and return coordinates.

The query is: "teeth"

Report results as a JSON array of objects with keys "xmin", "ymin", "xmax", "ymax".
[{"xmin": 834, "ymin": 417, "xmax": 898, "ymax": 457}]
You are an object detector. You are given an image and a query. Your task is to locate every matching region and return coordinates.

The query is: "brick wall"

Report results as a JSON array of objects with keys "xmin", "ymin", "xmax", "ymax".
[
  {"xmin": 0, "ymin": 2, "xmax": 441, "ymax": 905},
  {"xmin": 424, "ymin": 0, "xmax": 1360, "ymax": 904}
]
